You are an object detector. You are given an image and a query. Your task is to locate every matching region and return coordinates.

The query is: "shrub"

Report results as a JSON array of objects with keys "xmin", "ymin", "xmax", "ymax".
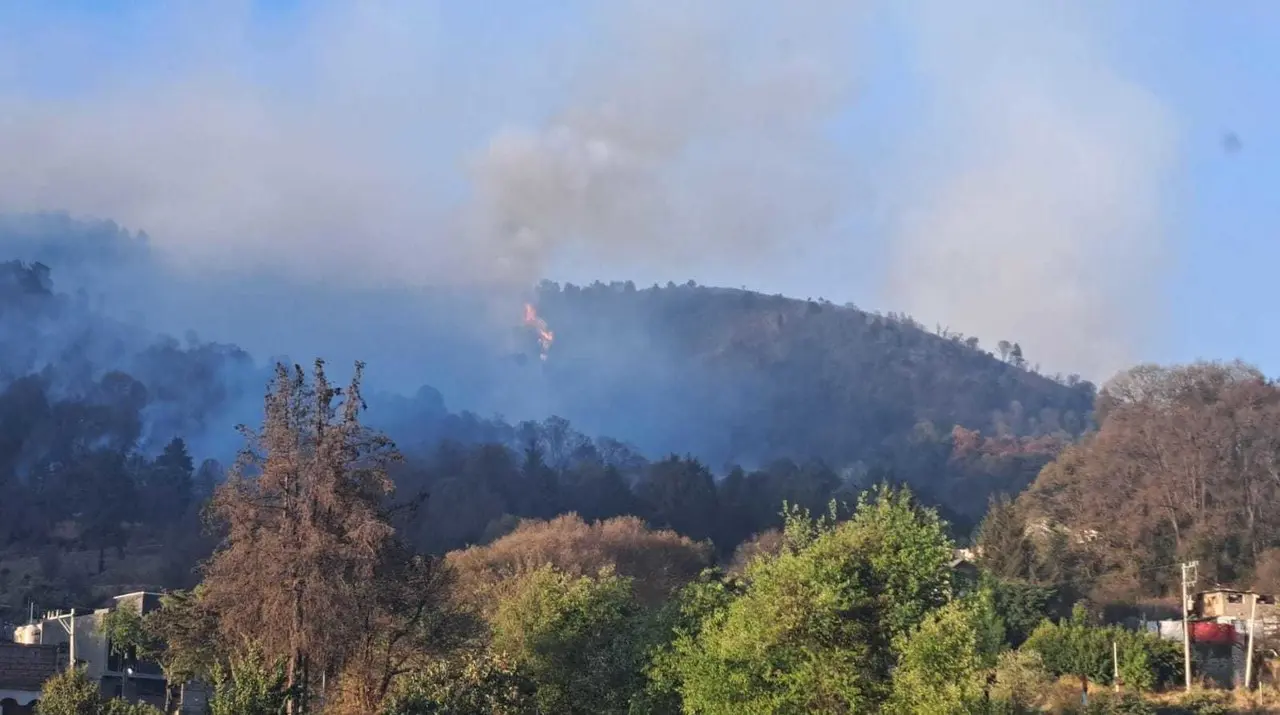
[
  {"xmin": 1162, "ymin": 690, "xmax": 1232, "ymax": 715},
  {"xmin": 208, "ymin": 645, "xmax": 291, "ymax": 715},
  {"xmin": 1102, "ymin": 692, "xmax": 1155, "ymax": 715},
  {"xmin": 447, "ymin": 514, "xmax": 711, "ymax": 611},
  {"xmin": 380, "ymin": 652, "xmax": 536, "ymax": 715},
  {"xmin": 102, "ymin": 700, "xmax": 164, "ymax": 715},
  {"xmin": 488, "ymin": 565, "xmax": 649, "ymax": 714},
  {"xmin": 1022, "ymin": 605, "xmax": 1182, "ymax": 692},
  {"xmin": 989, "ymin": 649, "xmax": 1052, "ymax": 712},
  {"xmin": 36, "ymin": 667, "xmax": 101, "ymax": 715}
]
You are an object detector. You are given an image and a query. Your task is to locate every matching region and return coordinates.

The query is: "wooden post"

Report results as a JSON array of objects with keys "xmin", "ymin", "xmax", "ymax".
[{"xmin": 1114, "ymin": 640, "xmax": 1120, "ymax": 692}]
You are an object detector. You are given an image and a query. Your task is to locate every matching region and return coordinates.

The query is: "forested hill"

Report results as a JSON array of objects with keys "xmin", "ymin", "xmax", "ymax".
[
  {"xmin": 0, "ymin": 213, "xmax": 1097, "ymax": 481},
  {"xmin": 531, "ymin": 280, "xmax": 1096, "ymax": 469},
  {"xmin": 0, "ymin": 218, "xmax": 1101, "ymax": 526},
  {"xmin": 0, "ymin": 216, "xmax": 1105, "ymax": 622}
]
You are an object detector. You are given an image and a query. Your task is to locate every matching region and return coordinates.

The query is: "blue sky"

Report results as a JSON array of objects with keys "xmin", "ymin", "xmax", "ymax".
[
  {"xmin": 1126, "ymin": 4, "xmax": 1280, "ymax": 371},
  {"xmin": 0, "ymin": 1, "xmax": 1275, "ymax": 380}
]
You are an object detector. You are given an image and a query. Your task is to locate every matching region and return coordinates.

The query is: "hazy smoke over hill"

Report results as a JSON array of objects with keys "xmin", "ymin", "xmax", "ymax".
[
  {"xmin": 0, "ymin": 1, "xmax": 864, "ymax": 289},
  {"xmin": 0, "ymin": 0, "xmax": 1174, "ymax": 399},
  {"xmin": 884, "ymin": 1, "xmax": 1176, "ymax": 379}
]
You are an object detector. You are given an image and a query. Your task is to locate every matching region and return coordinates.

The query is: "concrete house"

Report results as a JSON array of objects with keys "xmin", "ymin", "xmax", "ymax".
[
  {"xmin": 1193, "ymin": 589, "xmax": 1280, "ymax": 623},
  {"xmin": 9, "ymin": 592, "xmax": 206, "ymax": 713}
]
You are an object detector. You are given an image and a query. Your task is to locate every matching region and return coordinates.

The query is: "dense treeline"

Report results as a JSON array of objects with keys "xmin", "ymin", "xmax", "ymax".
[
  {"xmin": 20, "ymin": 355, "xmax": 1280, "ymax": 713},
  {"xmin": 0, "ymin": 381, "xmax": 1057, "ymax": 623},
  {"xmin": 391, "ymin": 417, "xmax": 1067, "ymax": 556},
  {"xmin": 42, "ymin": 363, "xmax": 1182, "ymax": 715}
]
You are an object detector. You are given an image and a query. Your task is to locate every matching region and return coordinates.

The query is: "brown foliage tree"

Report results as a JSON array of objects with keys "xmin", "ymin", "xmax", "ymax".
[
  {"xmin": 326, "ymin": 548, "xmax": 478, "ymax": 714},
  {"xmin": 200, "ymin": 360, "xmax": 403, "ymax": 711},
  {"xmin": 727, "ymin": 528, "xmax": 783, "ymax": 577},
  {"xmin": 446, "ymin": 513, "xmax": 712, "ymax": 612},
  {"xmin": 1252, "ymin": 548, "xmax": 1280, "ymax": 594},
  {"xmin": 1021, "ymin": 361, "xmax": 1280, "ymax": 602}
]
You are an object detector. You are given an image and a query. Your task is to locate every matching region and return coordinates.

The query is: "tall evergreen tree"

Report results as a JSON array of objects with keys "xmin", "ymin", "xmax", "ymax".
[
  {"xmin": 148, "ymin": 437, "xmax": 195, "ymax": 521},
  {"xmin": 975, "ymin": 495, "xmax": 1036, "ymax": 580}
]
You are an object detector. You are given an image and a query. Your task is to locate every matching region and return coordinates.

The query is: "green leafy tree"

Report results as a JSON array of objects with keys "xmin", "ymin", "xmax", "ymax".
[
  {"xmin": 1115, "ymin": 630, "xmax": 1181, "ymax": 692},
  {"xmin": 1022, "ymin": 605, "xmax": 1182, "ymax": 695},
  {"xmin": 988, "ymin": 650, "xmax": 1052, "ymax": 713},
  {"xmin": 635, "ymin": 457, "xmax": 719, "ymax": 542},
  {"xmin": 667, "ymin": 485, "xmax": 953, "ymax": 713},
  {"xmin": 146, "ymin": 437, "xmax": 194, "ymax": 522},
  {"xmin": 101, "ymin": 603, "xmax": 161, "ymax": 668},
  {"xmin": 489, "ymin": 565, "xmax": 649, "ymax": 715},
  {"xmin": 887, "ymin": 590, "xmax": 1004, "ymax": 715},
  {"xmin": 987, "ymin": 577, "xmax": 1056, "ymax": 647},
  {"xmin": 36, "ymin": 667, "xmax": 101, "ymax": 715},
  {"xmin": 1023, "ymin": 605, "xmax": 1111, "ymax": 695},
  {"xmin": 142, "ymin": 586, "xmax": 221, "ymax": 688},
  {"xmin": 208, "ymin": 644, "xmax": 292, "ymax": 715},
  {"xmin": 379, "ymin": 652, "xmax": 536, "ymax": 715},
  {"xmin": 848, "ymin": 486, "xmax": 956, "ymax": 637},
  {"xmin": 639, "ymin": 569, "xmax": 743, "ymax": 714}
]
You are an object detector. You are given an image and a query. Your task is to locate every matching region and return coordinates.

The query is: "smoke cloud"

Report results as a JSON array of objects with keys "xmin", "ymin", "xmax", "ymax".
[
  {"xmin": 0, "ymin": 1, "xmax": 865, "ymax": 290},
  {"xmin": 468, "ymin": 1, "xmax": 867, "ymax": 285},
  {"xmin": 0, "ymin": 0, "xmax": 1176, "ymax": 402},
  {"xmin": 883, "ymin": 1, "xmax": 1177, "ymax": 379}
]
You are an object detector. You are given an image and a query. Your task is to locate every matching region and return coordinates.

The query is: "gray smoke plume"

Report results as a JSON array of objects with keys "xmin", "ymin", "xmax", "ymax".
[
  {"xmin": 0, "ymin": 0, "xmax": 1176, "ymax": 394},
  {"xmin": 0, "ymin": 1, "xmax": 866, "ymax": 293},
  {"xmin": 882, "ymin": 0, "xmax": 1177, "ymax": 379},
  {"xmin": 467, "ymin": 1, "xmax": 868, "ymax": 285}
]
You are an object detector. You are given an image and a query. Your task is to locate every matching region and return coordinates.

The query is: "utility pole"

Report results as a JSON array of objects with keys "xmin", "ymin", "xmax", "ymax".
[
  {"xmin": 51, "ymin": 610, "xmax": 77, "ymax": 671},
  {"xmin": 1182, "ymin": 561, "xmax": 1198, "ymax": 692},
  {"xmin": 1246, "ymin": 592, "xmax": 1258, "ymax": 690}
]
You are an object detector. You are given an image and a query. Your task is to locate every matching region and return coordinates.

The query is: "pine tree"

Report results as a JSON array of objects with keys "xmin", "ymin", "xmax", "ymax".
[
  {"xmin": 975, "ymin": 495, "xmax": 1036, "ymax": 580},
  {"xmin": 149, "ymin": 437, "xmax": 194, "ymax": 521}
]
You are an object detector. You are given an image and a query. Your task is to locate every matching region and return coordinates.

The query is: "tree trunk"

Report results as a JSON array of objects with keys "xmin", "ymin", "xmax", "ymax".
[
  {"xmin": 300, "ymin": 654, "xmax": 310, "ymax": 714},
  {"xmin": 287, "ymin": 583, "xmax": 304, "ymax": 715}
]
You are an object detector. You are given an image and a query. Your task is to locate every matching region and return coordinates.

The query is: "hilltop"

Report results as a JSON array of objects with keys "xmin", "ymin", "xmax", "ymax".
[{"xmin": 533, "ymin": 280, "xmax": 1095, "ymax": 469}]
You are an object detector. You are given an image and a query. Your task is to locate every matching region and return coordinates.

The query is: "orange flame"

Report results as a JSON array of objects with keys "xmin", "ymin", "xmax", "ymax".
[{"xmin": 523, "ymin": 303, "xmax": 554, "ymax": 361}]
